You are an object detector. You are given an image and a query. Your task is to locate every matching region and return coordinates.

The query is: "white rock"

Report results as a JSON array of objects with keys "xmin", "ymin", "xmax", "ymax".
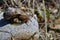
[{"xmin": 0, "ymin": 11, "xmax": 39, "ymax": 40}]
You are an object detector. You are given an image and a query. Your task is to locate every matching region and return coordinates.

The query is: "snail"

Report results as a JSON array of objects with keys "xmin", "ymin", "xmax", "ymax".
[{"xmin": 3, "ymin": 7, "xmax": 29, "ymax": 24}]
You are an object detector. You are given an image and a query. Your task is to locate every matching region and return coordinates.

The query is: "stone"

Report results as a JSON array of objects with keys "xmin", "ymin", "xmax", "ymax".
[{"xmin": 0, "ymin": 11, "xmax": 39, "ymax": 40}]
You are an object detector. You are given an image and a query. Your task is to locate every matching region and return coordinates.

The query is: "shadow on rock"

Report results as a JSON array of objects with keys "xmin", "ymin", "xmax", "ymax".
[{"xmin": 0, "ymin": 19, "xmax": 10, "ymax": 27}]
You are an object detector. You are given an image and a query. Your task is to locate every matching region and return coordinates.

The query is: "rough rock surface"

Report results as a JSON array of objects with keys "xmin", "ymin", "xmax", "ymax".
[{"xmin": 0, "ymin": 12, "xmax": 39, "ymax": 40}]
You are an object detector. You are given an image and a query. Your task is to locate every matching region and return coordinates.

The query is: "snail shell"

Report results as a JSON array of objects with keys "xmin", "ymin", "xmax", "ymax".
[{"xmin": 3, "ymin": 7, "xmax": 17, "ymax": 20}]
